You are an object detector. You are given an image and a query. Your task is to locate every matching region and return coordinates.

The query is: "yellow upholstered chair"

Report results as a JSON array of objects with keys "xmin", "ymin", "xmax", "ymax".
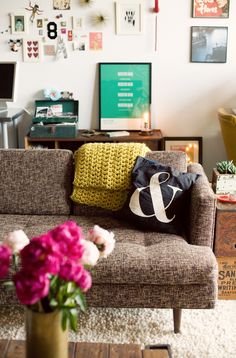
[{"xmin": 218, "ymin": 108, "xmax": 236, "ymax": 164}]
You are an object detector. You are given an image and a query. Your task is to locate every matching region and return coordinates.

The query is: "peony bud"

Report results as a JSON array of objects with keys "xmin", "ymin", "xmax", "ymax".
[
  {"xmin": 87, "ymin": 225, "xmax": 115, "ymax": 258},
  {"xmin": 80, "ymin": 239, "xmax": 100, "ymax": 266},
  {"xmin": 4, "ymin": 230, "xmax": 29, "ymax": 253}
]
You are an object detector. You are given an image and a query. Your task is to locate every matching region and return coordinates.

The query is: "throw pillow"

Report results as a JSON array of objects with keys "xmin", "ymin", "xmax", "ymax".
[{"xmin": 120, "ymin": 156, "xmax": 200, "ymax": 235}]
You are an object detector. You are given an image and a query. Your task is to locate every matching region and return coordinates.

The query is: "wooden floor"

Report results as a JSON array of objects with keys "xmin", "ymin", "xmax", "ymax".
[{"xmin": 0, "ymin": 340, "xmax": 171, "ymax": 358}]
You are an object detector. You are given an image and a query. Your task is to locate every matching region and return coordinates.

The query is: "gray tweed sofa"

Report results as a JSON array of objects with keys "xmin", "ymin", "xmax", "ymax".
[{"xmin": 0, "ymin": 149, "xmax": 218, "ymax": 333}]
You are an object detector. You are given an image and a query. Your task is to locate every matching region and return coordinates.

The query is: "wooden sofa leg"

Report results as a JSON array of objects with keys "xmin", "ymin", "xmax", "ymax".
[{"xmin": 173, "ymin": 308, "xmax": 182, "ymax": 333}]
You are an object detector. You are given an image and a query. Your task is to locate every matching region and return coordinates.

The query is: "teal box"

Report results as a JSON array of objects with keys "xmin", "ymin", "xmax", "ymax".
[{"xmin": 30, "ymin": 99, "xmax": 79, "ymax": 138}]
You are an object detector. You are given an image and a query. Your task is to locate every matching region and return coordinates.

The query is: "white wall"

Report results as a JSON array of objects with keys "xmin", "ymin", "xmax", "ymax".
[{"xmin": 1, "ymin": 0, "xmax": 236, "ymax": 177}]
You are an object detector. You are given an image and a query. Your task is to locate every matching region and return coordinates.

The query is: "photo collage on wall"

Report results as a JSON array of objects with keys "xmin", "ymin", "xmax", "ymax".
[
  {"xmin": 191, "ymin": 0, "xmax": 230, "ymax": 63},
  {"xmin": 5, "ymin": 0, "xmax": 121, "ymax": 62}
]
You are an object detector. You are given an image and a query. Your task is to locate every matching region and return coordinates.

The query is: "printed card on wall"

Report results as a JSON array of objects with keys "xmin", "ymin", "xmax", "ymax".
[
  {"xmin": 73, "ymin": 34, "xmax": 88, "ymax": 51},
  {"xmin": 89, "ymin": 32, "xmax": 102, "ymax": 50},
  {"xmin": 44, "ymin": 45, "xmax": 56, "ymax": 56},
  {"xmin": 23, "ymin": 38, "xmax": 42, "ymax": 62}
]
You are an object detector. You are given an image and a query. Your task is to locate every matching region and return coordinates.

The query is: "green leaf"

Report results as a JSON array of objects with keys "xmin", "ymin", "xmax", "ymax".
[
  {"xmin": 61, "ymin": 309, "xmax": 68, "ymax": 331},
  {"xmin": 49, "ymin": 298, "xmax": 58, "ymax": 308},
  {"xmin": 3, "ymin": 281, "xmax": 14, "ymax": 289},
  {"xmin": 74, "ymin": 290, "xmax": 87, "ymax": 312},
  {"xmin": 68, "ymin": 308, "xmax": 78, "ymax": 332}
]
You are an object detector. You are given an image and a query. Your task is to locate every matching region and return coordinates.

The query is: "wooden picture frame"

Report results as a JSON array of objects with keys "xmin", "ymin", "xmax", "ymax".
[
  {"xmin": 162, "ymin": 137, "xmax": 203, "ymax": 164},
  {"xmin": 192, "ymin": 0, "xmax": 230, "ymax": 18},
  {"xmin": 99, "ymin": 62, "xmax": 152, "ymax": 131},
  {"xmin": 11, "ymin": 13, "xmax": 28, "ymax": 35},
  {"xmin": 191, "ymin": 26, "xmax": 228, "ymax": 63},
  {"xmin": 115, "ymin": 1, "xmax": 144, "ymax": 35}
]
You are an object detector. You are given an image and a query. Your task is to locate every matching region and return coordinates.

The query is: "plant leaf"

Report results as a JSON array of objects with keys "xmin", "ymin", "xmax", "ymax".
[
  {"xmin": 68, "ymin": 308, "xmax": 78, "ymax": 332},
  {"xmin": 75, "ymin": 290, "xmax": 87, "ymax": 312},
  {"xmin": 61, "ymin": 308, "xmax": 68, "ymax": 331}
]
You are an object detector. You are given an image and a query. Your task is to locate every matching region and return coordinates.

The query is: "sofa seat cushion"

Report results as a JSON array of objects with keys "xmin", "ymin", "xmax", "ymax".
[
  {"xmin": 0, "ymin": 214, "xmax": 217, "ymax": 288},
  {"xmin": 68, "ymin": 215, "xmax": 217, "ymax": 287}
]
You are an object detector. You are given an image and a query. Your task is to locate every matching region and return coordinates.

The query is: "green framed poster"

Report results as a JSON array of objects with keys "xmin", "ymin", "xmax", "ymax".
[{"xmin": 99, "ymin": 62, "xmax": 152, "ymax": 130}]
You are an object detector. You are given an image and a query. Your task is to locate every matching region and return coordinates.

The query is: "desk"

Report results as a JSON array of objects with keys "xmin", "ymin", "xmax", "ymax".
[{"xmin": 0, "ymin": 108, "xmax": 24, "ymax": 148}]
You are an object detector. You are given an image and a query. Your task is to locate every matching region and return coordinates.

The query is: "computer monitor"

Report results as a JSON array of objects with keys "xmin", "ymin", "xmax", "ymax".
[{"xmin": 0, "ymin": 61, "xmax": 18, "ymax": 113}]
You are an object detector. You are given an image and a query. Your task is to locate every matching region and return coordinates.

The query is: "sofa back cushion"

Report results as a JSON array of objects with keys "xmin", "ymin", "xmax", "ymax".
[
  {"xmin": 145, "ymin": 151, "xmax": 187, "ymax": 172},
  {"xmin": 0, "ymin": 149, "xmax": 74, "ymax": 215}
]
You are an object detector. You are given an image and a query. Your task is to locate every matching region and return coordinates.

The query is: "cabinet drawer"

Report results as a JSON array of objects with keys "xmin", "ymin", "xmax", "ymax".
[{"xmin": 214, "ymin": 206, "xmax": 236, "ymax": 256}]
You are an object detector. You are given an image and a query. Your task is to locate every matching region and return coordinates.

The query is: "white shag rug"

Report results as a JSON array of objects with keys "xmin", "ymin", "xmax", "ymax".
[{"xmin": 0, "ymin": 300, "xmax": 235, "ymax": 358}]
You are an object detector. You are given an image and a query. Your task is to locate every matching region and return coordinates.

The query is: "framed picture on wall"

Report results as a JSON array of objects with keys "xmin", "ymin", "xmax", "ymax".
[
  {"xmin": 53, "ymin": 0, "xmax": 71, "ymax": 10},
  {"xmin": 10, "ymin": 13, "xmax": 28, "ymax": 35},
  {"xmin": 99, "ymin": 62, "xmax": 152, "ymax": 131},
  {"xmin": 23, "ymin": 38, "xmax": 42, "ymax": 63},
  {"xmin": 191, "ymin": 26, "xmax": 228, "ymax": 63},
  {"xmin": 115, "ymin": 1, "xmax": 144, "ymax": 35},
  {"xmin": 192, "ymin": 0, "xmax": 230, "ymax": 18},
  {"xmin": 163, "ymin": 137, "xmax": 203, "ymax": 164}
]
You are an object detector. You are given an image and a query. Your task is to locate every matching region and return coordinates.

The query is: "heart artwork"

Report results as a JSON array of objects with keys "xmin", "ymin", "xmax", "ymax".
[{"xmin": 25, "ymin": 39, "xmax": 40, "ymax": 61}]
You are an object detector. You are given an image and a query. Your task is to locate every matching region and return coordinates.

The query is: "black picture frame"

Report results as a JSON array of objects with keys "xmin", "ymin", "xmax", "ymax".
[
  {"xmin": 99, "ymin": 62, "xmax": 152, "ymax": 131},
  {"xmin": 162, "ymin": 137, "xmax": 203, "ymax": 164},
  {"xmin": 191, "ymin": 26, "xmax": 228, "ymax": 63},
  {"xmin": 192, "ymin": 0, "xmax": 230, "ymax": 18}
]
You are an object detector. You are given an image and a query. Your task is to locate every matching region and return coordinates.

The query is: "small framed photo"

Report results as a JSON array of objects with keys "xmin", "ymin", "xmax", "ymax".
[
  {"xmin": 192, "ymin": 0, "xmax": 230, "ymax": 18},
  {"xmin": 53, "ymin": 0, "xmax": 70, "ymax": 10},
  {"xmin": 36, "ymin": 19, "xmax": 43, "ymax": 28},
  {"xmin": 191, "ymin": 26, "xmax": 228, "ymax": 63},
  {"xmin": 162, "ymin": 137, "xmax": 203, "ymax": 164},
  {"xmin": 11, "ymin": 13, "xmax": 28, "ymax": 35},
  {"xmin": 115, "ymin": 1, "xmax": 144, "ymax": 35}
]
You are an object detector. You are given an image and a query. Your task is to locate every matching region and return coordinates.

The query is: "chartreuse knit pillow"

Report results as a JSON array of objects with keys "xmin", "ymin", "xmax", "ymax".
[{"xmin": 71, "ymin": 143, "xmax": 150, "ymax": 211}]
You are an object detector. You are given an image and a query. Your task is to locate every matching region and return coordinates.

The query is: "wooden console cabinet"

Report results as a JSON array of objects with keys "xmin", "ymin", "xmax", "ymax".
[
  {"xmin": 24, "ymin": 130, "xmax": 163, "ymax": 152},
  {"xmin": 214, "ymin": 201, "xmax": 236, "ymax": 299}
]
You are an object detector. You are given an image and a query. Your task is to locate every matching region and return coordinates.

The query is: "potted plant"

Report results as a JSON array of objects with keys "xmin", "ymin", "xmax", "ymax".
[
  {"xmin": 212, "ymin": 160, "xmax": 236, "ymax": 194},
  {"xmin": 0, "ymin": 222, "xmax": 115, "ymax": 358}
]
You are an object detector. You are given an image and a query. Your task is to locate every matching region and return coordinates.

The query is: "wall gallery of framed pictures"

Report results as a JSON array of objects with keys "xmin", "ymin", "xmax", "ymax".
[{"xmin": 190, "ymin": 0, "xmax": 230, "ymax": 63}]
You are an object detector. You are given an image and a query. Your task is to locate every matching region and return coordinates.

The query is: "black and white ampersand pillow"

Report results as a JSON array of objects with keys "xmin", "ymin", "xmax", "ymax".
[{"xmin": 121, "ymin": 156, "xmax": 200, "ymax": 235}]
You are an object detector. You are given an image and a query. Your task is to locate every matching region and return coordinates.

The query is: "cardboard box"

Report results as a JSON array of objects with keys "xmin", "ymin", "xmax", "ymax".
[{"xmin": 217, "ymin": 257, "xmax": 236, "ymax": 299}]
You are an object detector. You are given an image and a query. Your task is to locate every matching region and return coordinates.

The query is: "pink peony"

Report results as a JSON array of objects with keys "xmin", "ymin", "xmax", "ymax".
[
  {"xmin": 77, "ymin": 269, "xmax": 92, "ymax": 292},
  {"xmin": 50, "ymin": 221, "xmax": 84, "ymax": 260},
  {"xmin": 59, "ymin": 259, "xmax": 83, "ymax": 283},
  {"xmin": 87, "ymin": 225, "xmax": 115, "ymax": 258},
  {"xmin": 20, "ymin": 234, "xmax": 61, "ymax": 275},
  {"xmin": 4, "ymin": 230, "xmax": 29, "ymax": 253},
  {"xmin": 80, "ymin": 239, "xmax": 100, "ymax": 266},
  {"xmin": 13, "ymin": 270, "xmax": 50, "ymax": 305},
  {"xmin": 0, "ymin": 245, "xmax": 12, "ymax": 279}
]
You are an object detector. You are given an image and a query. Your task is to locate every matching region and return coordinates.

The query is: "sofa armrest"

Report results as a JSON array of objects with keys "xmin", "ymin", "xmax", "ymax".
[{"xmin": 187, "ymin": 163, "xmax": 216, "ymax": 248}]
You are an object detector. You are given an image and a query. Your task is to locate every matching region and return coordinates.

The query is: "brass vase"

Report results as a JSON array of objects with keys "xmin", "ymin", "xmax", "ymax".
[{"xmin": 25, "ymin": 309, "xmax": 69, "ymax": 358}]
